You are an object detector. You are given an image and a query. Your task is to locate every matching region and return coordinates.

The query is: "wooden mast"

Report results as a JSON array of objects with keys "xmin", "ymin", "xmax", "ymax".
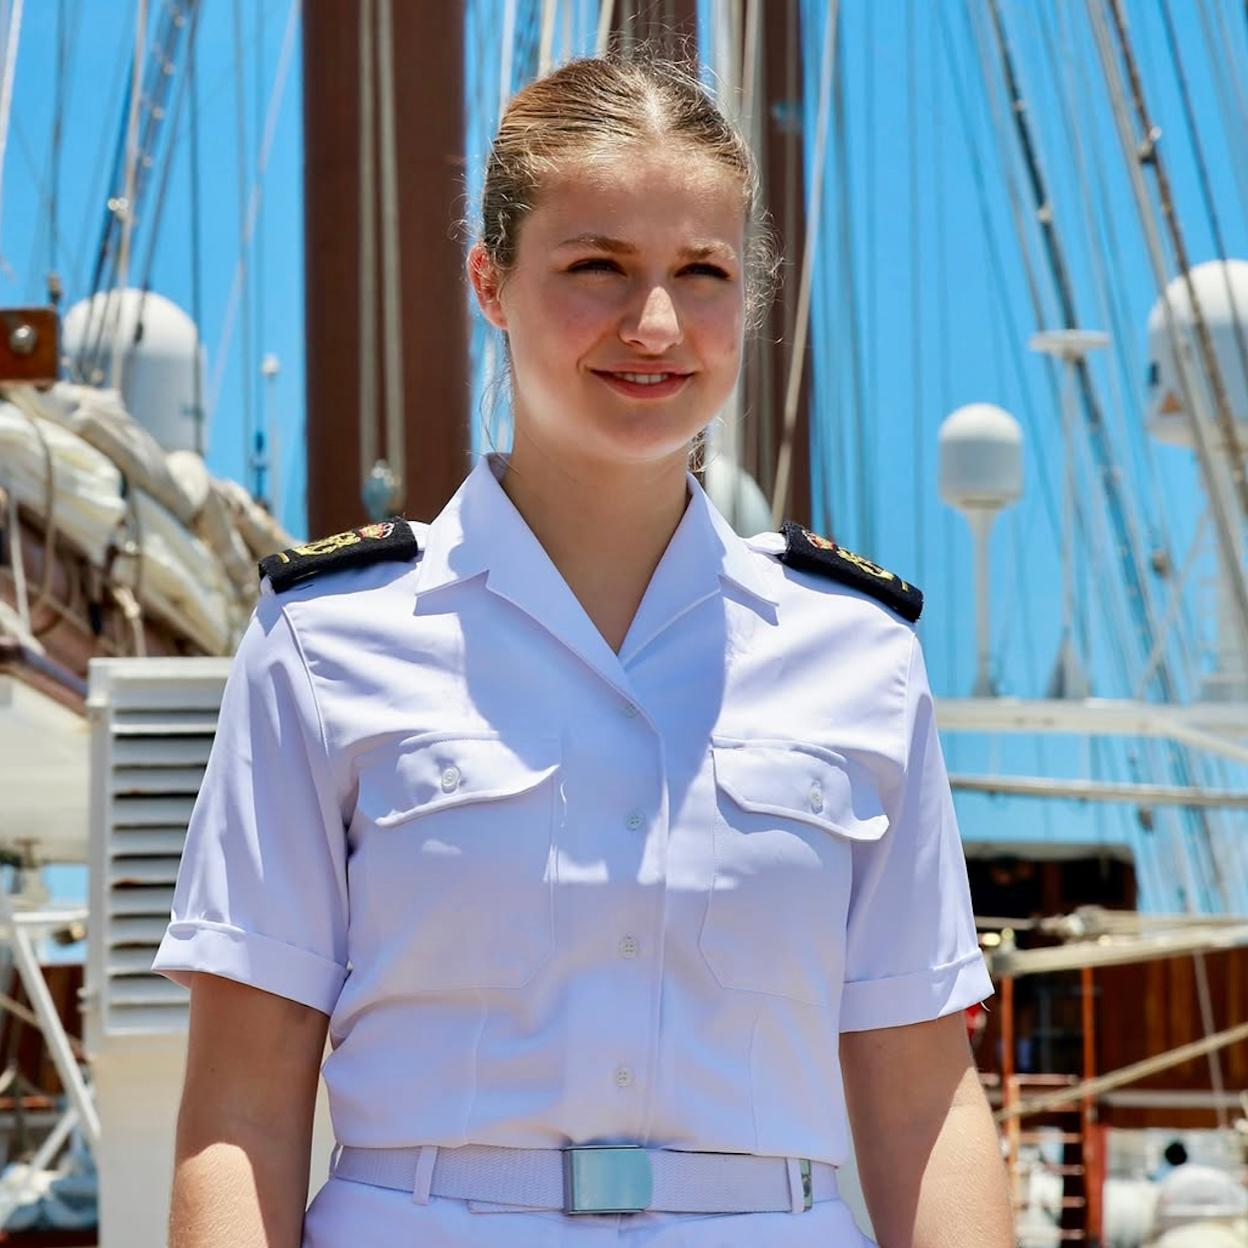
[{"xmin": 303, "ymin": 1, "xmax": 469, "ymax": 536}]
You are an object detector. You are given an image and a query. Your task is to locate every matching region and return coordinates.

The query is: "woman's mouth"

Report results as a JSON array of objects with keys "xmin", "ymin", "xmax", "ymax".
[{"xmin": 592, "ymin": 370, "xmax": 692, "ymax": 399}]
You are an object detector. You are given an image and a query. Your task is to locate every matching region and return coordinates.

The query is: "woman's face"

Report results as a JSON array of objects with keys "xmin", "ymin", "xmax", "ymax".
[{"xmin": 470, "ymin": 147, "xmax": 747, "ymax": 473}]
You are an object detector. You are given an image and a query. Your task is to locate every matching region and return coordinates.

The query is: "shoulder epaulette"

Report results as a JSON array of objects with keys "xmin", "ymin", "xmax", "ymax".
[
  {"xmin": 258, "ymin": 519, "xmax": 420, "ymax": 593},
  {"xmin": 778, "ymin": 521, "xmax": 923, "ymax": 622}
]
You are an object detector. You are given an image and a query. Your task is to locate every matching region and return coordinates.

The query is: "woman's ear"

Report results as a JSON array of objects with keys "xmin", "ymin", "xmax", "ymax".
[{"xmin": 467, "ymin": 244, "xmax": 508, "ymax": 332}]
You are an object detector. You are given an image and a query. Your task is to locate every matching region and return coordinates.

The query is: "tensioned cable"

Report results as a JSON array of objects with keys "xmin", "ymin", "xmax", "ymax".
[
  {"xmin": 958, "ymin": 4, "xmax": 1193, "ymax": 908},
  {"xmin": 595, "ymin": 0, "xmax": 614, "ymax": 58},
  {"xmin": 943, "ymin": 2, "xmax": 1059, "ymax": 542},
  {"xmin": 539, "ymin": 0, "xmax": 557, "ymax": 77},
  {"xmin": 255, "ymin": 0, "xmax": 267, "ymax": 501},
  {"xmin": 1159, "ymin": 0, "xmax": 1248, "ymax": 429},
  {"xmin": 862, "ymin": 0, "xmax": 877, "ymax": 555},
  {"xmin": 1030, "ymin": 0, "xmax": 1197, "ymax": 690},
  {"xmin": 204, "ymin": 0, "xmax": 299, "ymax": 430},
  {"xmin": 136, "ymin": 4, "xmax": 203, "ymax": 310},
  {"xmin": 1107, "ymin": 0, "xmax": 1248, "ymax": 538},
  {"xmin": 1101, "ymin": 0, "xmax": 1248, "ymax": 573},
  {"xmin": 90, "ymin": 0, "xmax": 184, "ymax": 387},
  {"xmin": 832, "ymin": 9, "xmax": 867, "ymax": 552},
  {"xmin": 46, "ymin": 0, "xmax": 67, "ymax": 298},
  {"xmin": 983, "ymin": 0, "xmax": 1172, "ymax": 708},
  {"xmin": 189, "ymin": 0, "xmax": 203, "ymax": 455},
  {"xmin": 68, "ymin": 11, "xmax": 131, "ymax": 324},
  {"xmin": 1049, "ymin": 0, "xmax": 1180, "ymax": 622},
  {"xmin": 231, "ymin": 0, "xmax": 255, "ymax": 496},
  {"xmin": 499, "ymin": 0, "xmax": 517, "ymax": 119},
  {"xmin": 358, "ymin": 0, "xmax": 378, "ymax": 486},
  {"xmin": 377, "ymin": 0, "xmax": 406, "ymax": 507},
  {"xmin": 770, "ymin": 0, "xmax": 838, "ymax": 528},
  {"xmin": 1086, "ymin": 0, "xmax": 1233, "ymax": 913},
  {"xmin": 108, "ymin": 0, "xmax": 145, "ymax": 392},
  {"xmin": 1064, "ymin": 4, "xmax": 1205, "ymax": 703},
  {"xmin": 906, "ymin": 0, "xmax": 924, "ymax": 591},
  {"xmin": 0, "ymin": 0, "xmax": 24, "ymax": 272},
  {"xmin": 1195, "ymin": 0, "xmax": 1248, "ymax": 230}
]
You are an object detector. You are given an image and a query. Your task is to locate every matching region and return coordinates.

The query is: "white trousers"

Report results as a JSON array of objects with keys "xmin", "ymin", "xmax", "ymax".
[{"xmin": 302, "ymin": 1175, "xmax": 879, "ymax": 1246}]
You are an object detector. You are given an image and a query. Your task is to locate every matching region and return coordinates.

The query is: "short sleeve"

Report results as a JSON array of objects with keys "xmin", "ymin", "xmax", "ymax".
[
  {"xmin": 150, "ymin": 597, "xmax": 350, "ymax": 1016},
  {"xmin": 839, "ymin": 632, "xmax": 993, "ymax": 1032}
]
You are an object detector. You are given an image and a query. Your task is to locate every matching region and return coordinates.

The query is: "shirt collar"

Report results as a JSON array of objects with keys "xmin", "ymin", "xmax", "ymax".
[{"xmin": 413, "ymin": 452, "xmax": 778, "ymax": 683}]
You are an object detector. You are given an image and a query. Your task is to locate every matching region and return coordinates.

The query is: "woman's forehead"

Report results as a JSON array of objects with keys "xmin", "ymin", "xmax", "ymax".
[{"xmin": 524, "ymin": 153, "xmax": 745, "ymax": 252}]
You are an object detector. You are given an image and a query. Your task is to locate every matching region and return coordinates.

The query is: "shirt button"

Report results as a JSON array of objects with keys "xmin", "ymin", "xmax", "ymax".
[
  {"xmin": 618, "ymin": 935, "xmax": 639, "ymax": 959},
  {"xmin": 809, "ymin": 782, "xmax": 824, "ymax": 814},
  {"xmin": 625, "ymin": 811, "xmax": 644, "ymax": 831},
  {"xmin": 622, "ymin": 701, "xmax": 639, "ymax": 717},
  {"xmin": 614, "ymin": 1065, "xmax": 634, "ymax": 1088},
  {"xmin": 440, "ymin": 765, "xmax": 461, "ymax": 793}
]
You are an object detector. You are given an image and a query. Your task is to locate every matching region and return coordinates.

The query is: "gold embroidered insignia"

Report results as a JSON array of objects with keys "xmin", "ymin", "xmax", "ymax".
[
  {"xmin": 778, "ymin": 522, "xmax": 923, "ymax": 622},
  {"xmin": 258, "ymin": 519, "xmax": 418, "ymax": 592}
]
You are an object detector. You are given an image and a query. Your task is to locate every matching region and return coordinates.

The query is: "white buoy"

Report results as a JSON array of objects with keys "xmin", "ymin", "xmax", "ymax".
[
  {"xmin": 939, "ymin": 403, "xmax": 1023, "ymax": 696},
  {"xmin": 62, "ymin": 289, "xmax": 207, "ymax": 455},
  {"xmin": 1145, "ymin": 260, "xmax": 1248, "ymax": 702}
]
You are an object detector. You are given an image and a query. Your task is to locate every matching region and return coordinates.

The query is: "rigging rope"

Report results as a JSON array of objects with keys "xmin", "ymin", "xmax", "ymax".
[
  {"xmin": 906, "ymin": 0, "xmax": 924, "ymax": 590},
  {"xmin": 108, "ymin": 0, "xmax": 146, "ymax": 392},
  {"xmin": 358, "ymin": 0, "xmax": 378, "ymax": 491},
  {"xmin": 204, "ymin": 0, "xmax": 299, "ymax": 430},
  {"xmin": 0, "ymin": 0, "xmax": 23, "ymax": 276},
  {"xmin": 377, "ymin": 0, "xmax": 406, "ymax": 508},
  {"xmin": 1159, "ymin": 0, "xmax": 1248, "ymax": 436},
  {"xmin": 231, "ymin": 0, "xmax": 255, "ymax": 496},
  {"xmin": 770, "ymin": 0, "xmax": 838, "ymax": 528},
  {"xmin": 189, "ymin": 0, "xmax": 203, "ymax": 455}
]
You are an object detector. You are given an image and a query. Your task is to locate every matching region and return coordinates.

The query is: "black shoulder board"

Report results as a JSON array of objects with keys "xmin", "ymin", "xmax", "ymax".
[
  {"xmin": 778, "ymin": 521, "xmax": 923, "ymax": 622},
  {"xmin": 258, "ymin": 519, "xmax": 419, "ymax": 593}
]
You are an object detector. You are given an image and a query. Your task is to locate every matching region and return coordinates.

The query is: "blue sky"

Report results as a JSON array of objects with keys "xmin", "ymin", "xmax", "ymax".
[{"xmin": 5, "ymin": 1, "xmax": 1248, "ymax": 936}]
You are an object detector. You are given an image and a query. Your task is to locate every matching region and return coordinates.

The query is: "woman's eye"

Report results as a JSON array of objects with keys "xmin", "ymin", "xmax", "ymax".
[
  {"xmin": 682, "ymin": 263, "xmax": 731, "ymax": 279},
  {"xmin": 568, "ymin": 258, "xmax": 619, "ymax": 273}
]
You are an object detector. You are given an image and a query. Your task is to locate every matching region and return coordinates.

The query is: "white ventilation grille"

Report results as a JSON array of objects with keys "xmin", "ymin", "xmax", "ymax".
[{"xmin": 86, "ymin": 658, "xmax": 231, "ymax": 1047}]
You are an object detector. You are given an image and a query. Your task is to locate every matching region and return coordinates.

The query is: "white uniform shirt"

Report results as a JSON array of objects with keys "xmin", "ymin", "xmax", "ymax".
[{"xmin": 152, "ymin": 450, "xmax": 992, "ymax": 1169}]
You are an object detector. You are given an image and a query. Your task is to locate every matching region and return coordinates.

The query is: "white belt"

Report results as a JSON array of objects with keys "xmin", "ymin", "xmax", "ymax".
[{"xmin": 330, "ymin": 1142, "xmax": 839, "ymax": 1215}]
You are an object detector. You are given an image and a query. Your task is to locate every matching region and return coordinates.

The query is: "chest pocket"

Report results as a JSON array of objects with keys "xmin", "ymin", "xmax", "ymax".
[
  {"xmin": 699, "ymin": 737, "xmax": 887, "ymax": 1006},
  {"xmin": 352, "ymin": 731, "xmax": 561, "ymax": 992}
]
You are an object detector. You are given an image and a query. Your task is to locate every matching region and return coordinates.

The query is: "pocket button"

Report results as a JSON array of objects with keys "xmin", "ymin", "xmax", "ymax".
[
  {"xmin": 808, "ymin": 782, "xmax": 824, "ymax": 814},
  {"xmin": 440, "ymin": 765, "xmax": 462, "ymax": 793}
]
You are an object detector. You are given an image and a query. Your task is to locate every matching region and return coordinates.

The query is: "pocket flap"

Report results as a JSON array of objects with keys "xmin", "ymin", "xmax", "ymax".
[
  {"xmin": 358, "ymin": 732, "xmax": 561, "ymax": 828},
  {"xmin": 710, "ymin": 737, "xmax": 887, "ymax": 841}
]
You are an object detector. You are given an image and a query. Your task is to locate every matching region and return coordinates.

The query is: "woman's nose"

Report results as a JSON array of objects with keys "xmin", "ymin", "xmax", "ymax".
[{"xmin": 621, "ymin": 285, "xmax": 683, "ymax": 352}]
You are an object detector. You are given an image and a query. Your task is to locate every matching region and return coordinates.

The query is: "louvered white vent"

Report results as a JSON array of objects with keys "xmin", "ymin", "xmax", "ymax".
[{"xmin": 85, "ymin": 657, "xmax": 230, "ymax": 1048}]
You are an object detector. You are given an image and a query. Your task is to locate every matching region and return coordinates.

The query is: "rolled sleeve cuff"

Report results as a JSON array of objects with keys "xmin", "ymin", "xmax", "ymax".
[
  {"xmin": 839, "ymin": 948, "xmax": 994, "ymax": 1033},
  {"xmin": 151, "ymin": 920, "xmax": 347, "ymax": 1017}
]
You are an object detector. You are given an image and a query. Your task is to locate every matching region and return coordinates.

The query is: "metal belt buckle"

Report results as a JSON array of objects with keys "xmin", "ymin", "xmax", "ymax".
[{"xmin": 562, "ymin": 1144, "xmax": 653, "ymax": 1215}]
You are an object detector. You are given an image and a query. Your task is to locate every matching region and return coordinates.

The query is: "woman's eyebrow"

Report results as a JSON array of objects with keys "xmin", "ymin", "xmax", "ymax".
[{"xmin": 554, "ymin": 232, "xmax": 736, "ymax": 261}]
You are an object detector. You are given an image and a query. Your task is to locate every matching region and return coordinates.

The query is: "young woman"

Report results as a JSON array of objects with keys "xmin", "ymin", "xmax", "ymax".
[{"xmin": 156, "ymin": 53, "xmax": 1014, "ymax": 1248}]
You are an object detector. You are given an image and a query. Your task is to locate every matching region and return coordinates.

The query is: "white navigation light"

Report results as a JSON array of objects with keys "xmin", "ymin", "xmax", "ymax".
[{"xmin": 939, "ymin": 403, "xmax": 1024, "ymax": 697}]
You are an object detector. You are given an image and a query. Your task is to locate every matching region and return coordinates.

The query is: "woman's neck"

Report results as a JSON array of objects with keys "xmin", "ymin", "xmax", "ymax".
[{"xmin": 497, "ymin": 434, "xmax": 692, "ymax": 652}]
